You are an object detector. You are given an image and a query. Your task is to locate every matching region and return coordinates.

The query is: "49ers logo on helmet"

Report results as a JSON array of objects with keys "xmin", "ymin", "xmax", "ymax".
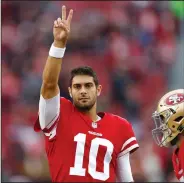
[{"xmin": 165, "ymin": 93, "xmax": 184, "ymax": 105}]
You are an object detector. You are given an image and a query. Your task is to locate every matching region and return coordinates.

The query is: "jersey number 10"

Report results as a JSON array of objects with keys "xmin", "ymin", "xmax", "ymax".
[{"xmin": 69, "ymin": 133, "xmax": 114, "ymax": 181}]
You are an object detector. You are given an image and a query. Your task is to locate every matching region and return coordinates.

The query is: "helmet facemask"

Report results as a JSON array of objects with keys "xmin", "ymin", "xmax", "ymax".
[{"xmin": 152, "ymin": 109, "xmax": 174, "ymax": 147}]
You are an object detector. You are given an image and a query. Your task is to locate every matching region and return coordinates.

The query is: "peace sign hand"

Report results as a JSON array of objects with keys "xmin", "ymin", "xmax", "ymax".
[{"xmin": 53, "ymin": 5, "xmax": 73, "ymax": 47}]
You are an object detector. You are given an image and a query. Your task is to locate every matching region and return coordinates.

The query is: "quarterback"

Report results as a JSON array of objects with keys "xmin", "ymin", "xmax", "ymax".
[
  {"xmin": 152, "ymin": 89, "xmax": 184, "ymax": 182},
  {"xmin": 34, "ymin": 5, "xmax": 139, "ymax": 182}
]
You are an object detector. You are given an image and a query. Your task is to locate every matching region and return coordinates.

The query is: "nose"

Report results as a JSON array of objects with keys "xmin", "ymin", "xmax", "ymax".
[{"xmin": 80, "ymin": 86, "xmax": 87, "ymax": 94}]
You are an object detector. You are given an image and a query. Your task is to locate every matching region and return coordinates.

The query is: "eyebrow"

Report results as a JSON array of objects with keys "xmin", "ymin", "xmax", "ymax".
[{"xmin": 73, "ymin": 82, "xmax": 94, "ymax": 86}]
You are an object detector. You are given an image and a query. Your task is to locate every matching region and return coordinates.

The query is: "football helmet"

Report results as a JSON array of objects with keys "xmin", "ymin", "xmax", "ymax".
[{"xmin": 152, "ymin": 89, "xmax": 184, "ymax": 147}]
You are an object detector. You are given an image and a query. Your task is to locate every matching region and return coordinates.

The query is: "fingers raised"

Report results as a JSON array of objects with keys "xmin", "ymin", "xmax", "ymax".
[
  {"xmin": 62, "ymin": 5, "xmax": 66, "ymax": 20},
  {"xmin": 67, "ymin": 9, "xmax": 73, "ymax": 25}
]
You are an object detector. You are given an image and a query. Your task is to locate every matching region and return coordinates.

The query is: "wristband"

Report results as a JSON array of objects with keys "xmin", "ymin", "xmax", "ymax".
[{"xmin": 49, "ymin": 43, "xmax": 66, "ymax": 58}]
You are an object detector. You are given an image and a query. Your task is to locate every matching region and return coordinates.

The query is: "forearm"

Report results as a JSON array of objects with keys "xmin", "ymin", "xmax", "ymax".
[
  {"xmin": 41, "ymin": 5, "xmax": 73, "ymax": 99},
  {"xmin": 116, "ymin": 153, "xmax": 134, "ymax": 182},
  {"xmin": 41, "ymin": 41, "xmax": 65, "ymax": 99}
]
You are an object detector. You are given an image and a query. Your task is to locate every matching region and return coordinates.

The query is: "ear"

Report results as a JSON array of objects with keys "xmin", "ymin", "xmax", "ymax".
[
  {"xmin": 97, "ymin": 85, "xmax": 102, "ymax": 97},
  {"xmin": 68, "ymin": 87, "xmax": 72, "ymax": 98}
]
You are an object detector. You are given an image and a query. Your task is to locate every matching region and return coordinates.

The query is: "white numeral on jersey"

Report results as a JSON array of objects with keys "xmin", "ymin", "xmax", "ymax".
[
  {"xmin": 69, "ymin": 133, "xmax": 114, "ymax": 181},
  {"xmin": 70, "ymin": 133, "xmax": 86, "ymax": 176}
]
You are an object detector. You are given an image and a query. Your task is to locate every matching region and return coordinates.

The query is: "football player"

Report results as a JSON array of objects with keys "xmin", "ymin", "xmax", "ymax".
[
  {"xmin": 34, "ymin": 5, "xmax": 139, "ymax": 182},
  {"xmin": 152, "ymin": 89, "xmax": 184, "ymax": 182}
]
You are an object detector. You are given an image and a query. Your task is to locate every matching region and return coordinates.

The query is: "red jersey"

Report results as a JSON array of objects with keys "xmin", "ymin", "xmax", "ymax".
[
  {"xmin": 172, "ymin": 140, "xmax": 184, "ymax": 182},
  {"xmin": 34, "ymin": 97, "xmax": 139, "ymax": 182}
]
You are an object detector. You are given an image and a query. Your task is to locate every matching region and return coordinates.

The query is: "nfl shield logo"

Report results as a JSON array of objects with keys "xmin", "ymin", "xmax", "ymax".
[{"xmin": 92, "ymin": 122, "xmax": 97, "ymax": 128}]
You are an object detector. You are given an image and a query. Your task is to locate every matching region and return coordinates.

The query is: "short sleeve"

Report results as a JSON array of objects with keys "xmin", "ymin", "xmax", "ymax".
[
  {"xmin": 44, "ymin": 97, "xmax": 73, "ymax": 155},
  {"xmin": 34, "ymin": 97, "xmax": 72, "ymax": 135},
  {"xmin": 118, "ymin": 119, "xmax": 139, "ymax": 157}
]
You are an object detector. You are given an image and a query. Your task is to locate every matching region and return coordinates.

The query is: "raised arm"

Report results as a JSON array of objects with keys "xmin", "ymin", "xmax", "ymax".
[
  {"xmin": 34, "ymin": 6, "xmax": 73, "ymax": 133},
  {"xmin": 41, "ymin": 5, "xmax": 73, "ymax": 99}
]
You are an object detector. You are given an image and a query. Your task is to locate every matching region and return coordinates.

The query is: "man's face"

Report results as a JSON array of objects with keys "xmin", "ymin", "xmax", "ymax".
[{"xmin": 69, "ymin": 75, "xmax": 102, "ymax": 112}]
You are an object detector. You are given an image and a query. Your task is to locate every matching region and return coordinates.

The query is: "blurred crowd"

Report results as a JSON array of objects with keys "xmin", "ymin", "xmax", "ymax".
[{"xmin": 2, "ymin": 1, "xmax": 183, "ymax": 182}]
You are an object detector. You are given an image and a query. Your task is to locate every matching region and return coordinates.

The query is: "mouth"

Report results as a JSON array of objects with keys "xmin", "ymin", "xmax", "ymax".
[
  {"xmin": 79, "ymin": 98, "xmax": 89, "ymax": 100},
  {"xmin": 79, "ymin": 98, "xmax": 90, "ymax": 103}
]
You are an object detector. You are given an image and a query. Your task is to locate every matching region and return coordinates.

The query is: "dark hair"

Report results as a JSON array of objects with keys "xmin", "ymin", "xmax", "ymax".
[{"xmin": 69, "ymin": 66, "xmax": 99, "ymax": 87}]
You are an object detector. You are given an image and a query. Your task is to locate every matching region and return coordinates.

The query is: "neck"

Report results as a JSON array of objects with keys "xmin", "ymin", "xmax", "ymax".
[{"xmin": 81, "ymin": 103, "xmax": 98, "ymax": 121}]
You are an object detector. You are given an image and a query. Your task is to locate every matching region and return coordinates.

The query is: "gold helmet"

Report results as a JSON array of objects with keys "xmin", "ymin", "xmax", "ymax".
[{"xmin": 152, "ymin": 89, "xmax": 184, "ymax": 147}]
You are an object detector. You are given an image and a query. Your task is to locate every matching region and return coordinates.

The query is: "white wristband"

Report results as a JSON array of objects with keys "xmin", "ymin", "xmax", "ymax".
[{"xmin": 49, "ymin": 43, "xmax": 66, "ymax": 58}]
